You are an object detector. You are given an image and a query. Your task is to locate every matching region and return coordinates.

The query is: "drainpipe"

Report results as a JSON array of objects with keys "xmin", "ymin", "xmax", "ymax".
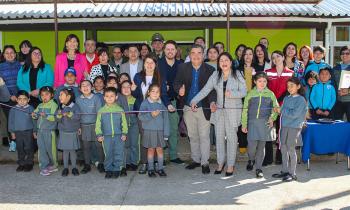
[{"xmin": 324, "ymin": 20, "xmax": 332, "ymax": 64}]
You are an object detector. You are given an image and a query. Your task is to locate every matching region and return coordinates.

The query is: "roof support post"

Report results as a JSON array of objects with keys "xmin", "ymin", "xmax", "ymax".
[
  {"xmin": 226, "ymin": 0, "xmax": 230, "ymax": 53},
  {"xmin": 54, "ymin": 0, "xmax": 58, "ymax": 56}
]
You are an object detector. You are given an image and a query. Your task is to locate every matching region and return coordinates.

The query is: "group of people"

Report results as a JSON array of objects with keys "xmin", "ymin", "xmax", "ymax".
[{"xmin": 0, "ymin": 32, "xmax": 349, "ymax": 182}]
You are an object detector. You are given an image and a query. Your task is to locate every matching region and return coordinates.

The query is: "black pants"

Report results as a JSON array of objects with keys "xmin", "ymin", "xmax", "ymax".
[
  {"xmin": 263, "ymin": 116, "xmax": 282, "ymax": 164},
  {"xmin": 237, "ymin": 125, "xmax": 248, "ymax": 148},
  {"xmin": 333, "ymin": 101, "xmax": 350, "ymax": 121},
  {"xmin": 15, "ymin": 130, "xmax": 34, "ymax": 166}
]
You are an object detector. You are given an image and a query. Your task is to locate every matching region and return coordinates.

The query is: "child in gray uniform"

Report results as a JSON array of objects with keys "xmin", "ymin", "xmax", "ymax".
[
  {"xmin": 56, "ymin": 88, "xmax": 81, "ymax": 177},
  {"xmin": 8, "ymin": 90, "xmax": 36, "ymax": 172},
  {"xmin": 138, "ymin": 84, "xmax": 169, "ymax": 178},
  {"xmin": 272, "ymin": 77, "xmax": 307, "ymax": 182}
]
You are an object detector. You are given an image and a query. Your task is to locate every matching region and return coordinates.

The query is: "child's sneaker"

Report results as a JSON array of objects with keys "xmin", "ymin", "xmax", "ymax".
[
  {"xmin": 47, "ymin": 166, "xmax": 58, "ymax": 173},
  {"xmin": 9, "ymin": 141, "xmax": 16, "ymax": 152},
  {"xmin": 40, "ymin": 169, "xmax": 51, "ymax": 176}
]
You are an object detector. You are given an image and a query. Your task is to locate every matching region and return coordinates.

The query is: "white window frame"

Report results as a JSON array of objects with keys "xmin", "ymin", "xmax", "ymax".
[
  {"xmin": 310, "ymin": 28, "xmax": 323, "ymax": 48},
  {"xmin": 330, "ymin": 25, "xmax": 350, "ymax": 66}
]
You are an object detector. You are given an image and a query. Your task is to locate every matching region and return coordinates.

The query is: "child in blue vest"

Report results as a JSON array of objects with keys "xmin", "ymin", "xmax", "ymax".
[
  {"xmin": 95, "ymin": 87, "xmax": 128, "ymax": 179},
  {"xmin": 76, "ymin": 80, "xmax": 104, "ymax": 174},
  {"xmin": 32, "ymin": 86, "xmax": 58, "ymax": 176},
  {"xmin": 310, "ymin": 67, "xmax": 336, "ymax": 119},
  {"xmin": 272, "ymin": 77, "xmax": 307, "ymax": 182},
  {"xmin": 56, "ymin": 88, "xmax": 81, "ymax": 177},
  {"xmin": 8, "ymin": 90, "xmax": 35, "ymax": 172},
  {"xmin": 138, "ymin": 84, "xmax": 169, "ymax": 177},
  {"xmin": 54, "ymin": 68, "xmax": 81, "ymax": 104}
]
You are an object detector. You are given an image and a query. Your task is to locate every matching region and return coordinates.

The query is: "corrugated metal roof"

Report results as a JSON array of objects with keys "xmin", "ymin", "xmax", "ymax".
[{"xmin": 0, "ymin": 0, "xmax": 349, "ymax": 20}]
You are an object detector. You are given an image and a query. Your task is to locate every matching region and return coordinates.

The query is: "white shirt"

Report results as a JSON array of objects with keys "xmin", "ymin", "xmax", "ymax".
[
  {"xmin": 130, "ymin": 62, "xmax": 138, "ymax": 81},
  {"xmin": 141, "ymin": 76, "xmax": 153, "ymax": 97}
]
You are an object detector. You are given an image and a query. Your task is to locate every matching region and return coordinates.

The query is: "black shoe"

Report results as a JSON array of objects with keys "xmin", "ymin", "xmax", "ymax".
[
  {"xmin": 246, "ymin": 160, "xmax": 254, "ymax": 171},
  {"xmin": 72, "ymin": 168, "xmax": 80, "ymax": 176},
  {"xmin": 256, "ymin": 169, "xmax": 264, "ymax": 178},
  {"xmin": 148, "ymin": 170, "xmax": 156, "ymax": 177},
  {"xmin": 16, "ymin": 165, "xmax": 25, "ymax": 172},
  {"xmin": 113, "ymin": 171, "xmax": 120, "ymax": 178},
  {"xmin": 129, "ymin": 164, "xmax": 138, "ymax": 171},
  {"xmin": 202, "ymin": 165, "xmax": 210, "ymax": 174},
  {"xmin": 170, "ymin": 158, "xmax": 185, "ymax": 164},
  {"xmin": 80, "ymin": 164, "xmax": 91, "ymax": 174},
  {"xmin": 23, "ymin": 164, "xmax": 33, "ymax": 172},
  {"xmin": 105, "ymin": 171, "xmax": 113, "ymax": 179},
  {"xmin": 139, "ymin": 164, "xmax": 147, "ymax": 174},
  {"xmin": 157, "ymin": 169, "xmax": 167, "ymax": 177},
  {"xmin": 272, "ymin": 171, "xmax": 289, "ymax": 178},
  {"xmin": 185, "ymin": 162, "xmax": 201, "ymax": 170},
  {"xmin": 62, "ymin": 168, "xmax": 69, "ymax": 177},
  {"xmin": 282, "ymin": 174, "xmax": 297, "ymax": 182},
  {"xmin": 97, "ymin": 163, "xmax": 105, "ymax": 173},
  {"xmin": 125, "ymin": 164, "xmax": 131, "ymax": 170},
  {"xmin": 214, "ymin": 163, "xmax": 225, "ymax": 175},
  {"xmin": 120, "ymin": 168, "xmax": 127, "ymax": 177}
]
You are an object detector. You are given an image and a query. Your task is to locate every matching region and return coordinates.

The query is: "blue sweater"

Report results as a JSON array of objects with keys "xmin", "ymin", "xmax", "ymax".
[
  {"xmin": 17, "ymin": 64, "xmax": 54, "ymax": 93},
  {"xmin": 138, "ymin": 98, "xmax": 170, "ymax": 138},
  {"xmin": 0, "ymin": 61, "xmax": 21, "ymax": 95},
  {"xmin": 0, "ymin": 85, "xmax": 10, "ymax": 102},
  {"xmin": 55, "ymin": 102, "xmax": 81, "ymax": 132},
  {"xmin": 281, "ymin": 95, "xmax": 308, "ymax": 129},
  {"xmin": 76, "ymin": 94, "xmax": 102, "ymax": 124},
  {"xmin": 304, "ymin": 60, "xmax": 331, "ymax": 76},
  {"xmin": 310, "ymin": 81, "xmax": 336, "ymax": 111},
  {"xmin": 8, "ymin": 105, "xmax": 35, "ymax": 132},
  {"xmin": 54, "ymin": 84, "xmax": 81, "ymax": 104}
]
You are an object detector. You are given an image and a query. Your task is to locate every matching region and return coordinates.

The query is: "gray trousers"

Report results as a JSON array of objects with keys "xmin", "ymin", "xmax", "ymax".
[
  {"xmin": 280, "ymin": 127, "xmax": 301, "ymax": 176},
  {"xmin": 15, "ymin": 130, "xmax": 34, "ymax": 166},
  {"xmin": 248, "ymin": 140, "xmax": 266, "ymax": 170},
  {"xmin": 124, "ymin": 121, "xmax": 139, "ymax": 166},
  {"xmin": 183, "ymin": 106, "xmax": 211, "ymax": 165},
  {"xmin": 63, "ymin": 150, "xmax": 77, "ymax": 168},
  {"xmin": 82, "ymin": 141, "xmax": 104, "ymax": 165},
  {"xmin": 37, "ymin": 130, "xmax": 57, "ymax": 170}
]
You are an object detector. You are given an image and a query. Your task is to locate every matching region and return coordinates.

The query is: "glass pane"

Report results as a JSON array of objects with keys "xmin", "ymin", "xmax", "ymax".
[
  {"xmin": 316, "ymin": 28, "xmax": 324, "ymax": 42},
  {"xmin": 334, "ymin": 46, "xmax": 342, "ymax": 65},
  {"xmin": 336, "ymin": 27, "xmax": 350, "ymax": 42}
]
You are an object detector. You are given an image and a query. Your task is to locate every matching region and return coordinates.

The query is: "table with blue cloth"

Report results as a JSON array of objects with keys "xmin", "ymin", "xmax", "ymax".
[{"xmin": 302, "ymin": 120, "xmax": 350, "ymax": 170}]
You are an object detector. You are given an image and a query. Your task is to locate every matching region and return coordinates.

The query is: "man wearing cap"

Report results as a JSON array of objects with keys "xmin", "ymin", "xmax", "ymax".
[
  {"xmin": 120, "ymin": 45, "xmax": 143, "ymax": 81},
  {"xmin": 151, "ymin": 33, "xmax": 165, "ymax": 59},
  {"xmin": 54, "ymin": 68, "xmax": 81, "ymax": 104}
]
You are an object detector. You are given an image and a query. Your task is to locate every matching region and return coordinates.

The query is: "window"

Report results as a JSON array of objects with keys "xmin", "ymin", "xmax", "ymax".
[
  {"xmin": 316, "ymin": 28, "xmax": 324, "ymax": 42},
  {"xmin": 336, "ymin": 26, "xmax": 350, "ymax": 42}
]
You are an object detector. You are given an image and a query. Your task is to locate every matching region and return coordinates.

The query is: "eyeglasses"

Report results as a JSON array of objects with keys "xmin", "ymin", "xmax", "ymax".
[
  {"xmin": 341, "ymin": 52, "xmax": 350, "ymax": 56},
  {"xmin": 32, "ymin": 52, "xmax": 42, "ymax": 56}
]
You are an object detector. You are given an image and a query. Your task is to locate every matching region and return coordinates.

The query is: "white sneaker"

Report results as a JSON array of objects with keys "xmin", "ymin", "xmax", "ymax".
[{"xmin": 9, "ymin": 141, "xmax": 16, "ymax": 152}]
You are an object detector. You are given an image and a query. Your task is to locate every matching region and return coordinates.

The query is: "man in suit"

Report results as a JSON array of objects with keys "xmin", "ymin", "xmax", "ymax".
[
  {"xmin": 174, "ymin": 44, "xmax": 216, "ymax": 174},
  {"xmin": 120, "ymin": 45, "xmax": 143, "ymax": 81}
]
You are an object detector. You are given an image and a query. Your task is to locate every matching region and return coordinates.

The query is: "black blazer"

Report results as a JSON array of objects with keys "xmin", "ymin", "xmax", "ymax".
[{"xmin": 173, "ymin": 62, "xmax": 217, "ymax": 121}]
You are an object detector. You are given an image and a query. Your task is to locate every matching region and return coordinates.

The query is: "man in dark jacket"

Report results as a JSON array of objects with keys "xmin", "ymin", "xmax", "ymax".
[{"xmin": 174, "ymin": 44, "xmax": 216, "ymax": 174}]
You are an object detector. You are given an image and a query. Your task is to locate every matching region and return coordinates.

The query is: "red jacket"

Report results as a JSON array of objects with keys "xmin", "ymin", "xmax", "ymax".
[
  {"xmin": 265, "ymin": 67, "xmax": 294, "ymax": 105},
  {"xmin": 83, "ymin": 53, "xmax": 99, "ymax": 73}
]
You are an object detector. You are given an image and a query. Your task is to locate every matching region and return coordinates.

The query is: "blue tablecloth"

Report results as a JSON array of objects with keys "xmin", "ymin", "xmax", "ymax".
[{"xmin": 302, "ymin": 121, "xmax": 350, "ymax": 162}]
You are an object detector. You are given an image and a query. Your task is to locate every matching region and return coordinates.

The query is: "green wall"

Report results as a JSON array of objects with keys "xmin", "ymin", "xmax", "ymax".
[
  {"xmin": 97, "ymin": 30, "xmax": 205, "ymax": 44},
  {"xmin": 2, "ymin": 30, "xmax": 84, "ymax": 67},
  {"xmin": 213, "ymin": 28, "xmax": 311, "ymax": 55}
]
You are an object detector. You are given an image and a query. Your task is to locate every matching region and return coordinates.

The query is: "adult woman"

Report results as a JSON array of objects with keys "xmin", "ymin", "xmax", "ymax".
[
  {"xmin": 89, "ymin": 48, "xmax": 118, "ymax": 83},
  {"xmin": 132, "ymin": 55, "xmax": 171, "ymax": 174},
  {"xmin": 214, "ymin": 42, "xmax": 225, "ymax": 54},
  {"xmin": 298, "ymin": 45, "xmax": 314, "ymax": 70},
  {"xmin": 233, "ymin": 44, "xmax": 247, "ymax": 69},
  {"xmin": 54, "ymin": 34, "xmax": 88, "ymax": 87},
  {"xmin": 140, "ymin": 43, "xmax": 151, "ymax": 60},
  {"xmin": 265, "ymin": 50, "xmax": 294, "ymax": 166},
  {"xmin": 253, "ymin": 44, "xmax": 271, "ymax": 72},
  {"xmin": 191, "ymin": 52, "xmax": 247, "ymax": 176},
  {"xmin": 17, "ymin": 47, "xmax": 54, "ymax": 108},
  {"xmin": 283, "ymin": 42, "xmax": 305, "ymax": 80},
  {"xmin": 18, "ymin": 40, "xmax": 32, "ymax": 65},
  {"xmin": 205, "ymin": 47, "xmax": 219, "ymax": 70},
  {"xmin": 238, "ymin": 47, "xmax": 256, "ymax": 91}
]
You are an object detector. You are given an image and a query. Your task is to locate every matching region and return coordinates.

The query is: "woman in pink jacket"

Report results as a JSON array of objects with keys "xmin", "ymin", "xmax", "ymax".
[{"xmin": 54, "ymin": 34, "xmax": 88, "ymax": 88}]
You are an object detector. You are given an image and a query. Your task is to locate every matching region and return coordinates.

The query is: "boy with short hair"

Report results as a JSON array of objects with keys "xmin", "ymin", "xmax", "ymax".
[
  {"xmin": 95, "ymin": 87, "xmax": 128, "ymax": 179},
  {"xmin": 304, "ymin": 46, "xmax": 331, "ymax": 76},
  {"xmin": 8, "ymin": 90, "xmax": 36, "ymax": 172}
]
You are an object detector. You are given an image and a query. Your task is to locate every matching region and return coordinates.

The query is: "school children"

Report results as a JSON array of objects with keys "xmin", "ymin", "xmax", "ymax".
[
  {"xmin": 95, "ymin": 87, "xmax": 128, "ymax": 179},
  {"xmin": 54, "ymin": 68, "xmax": 81, "ymax": 104},
  {"xmin": 138, "ymin": 84, "xmax": 169, "ymax": 177},
  {"xmin": 241, "ymin": 72, "xmax": 279, "ymax": 178},
  {"xmin": 272, "ymin": 77, "xmax": 308, "ymax": 182},
  {"xmin": 8, "ymin": 90, "xmax": 36, "ymax": 172},
  {"xmin": 32, "ymin": 86, "xmax": 58, "ymax": 176},
  {"xmin": 76, "ymin": 80, "xmax": 104, "ymax": 174},
  {"xmin": 56, "ymin": 88, "xmax": 81, "ymax": 176}
]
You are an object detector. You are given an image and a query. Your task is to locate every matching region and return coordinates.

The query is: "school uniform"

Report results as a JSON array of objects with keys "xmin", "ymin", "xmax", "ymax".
[
  {"xmin": 76, "ymin": 94, "xmax": 103, "ymax": 165},
  {"xmin": 54, "ymin": 84, "xmax": 81, "ymax": 104},
  {"xmin": 33, "ymin": 99, "xmax": 58, "ymax": 170},
  {"xmin": 280, "ymin": 95, "xmax": 308, "ymax": 176},
  {"xmin": 241, "ymin": 87, "xmax": 279, "ymax": 170},
  {"xmin": 309, "ymin": 81, "xmax": 336, "ymax": 119},
  {"xmin": 8, "ymin": 105, "xmax": 35, "ymax": 166},
  {"xmin": 118, "ymin": 94, "xmax": 139, "ymax": 166},
  {"xmin": 95, "ymin": 103, "xmax": 128, "ymax": 172}
]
